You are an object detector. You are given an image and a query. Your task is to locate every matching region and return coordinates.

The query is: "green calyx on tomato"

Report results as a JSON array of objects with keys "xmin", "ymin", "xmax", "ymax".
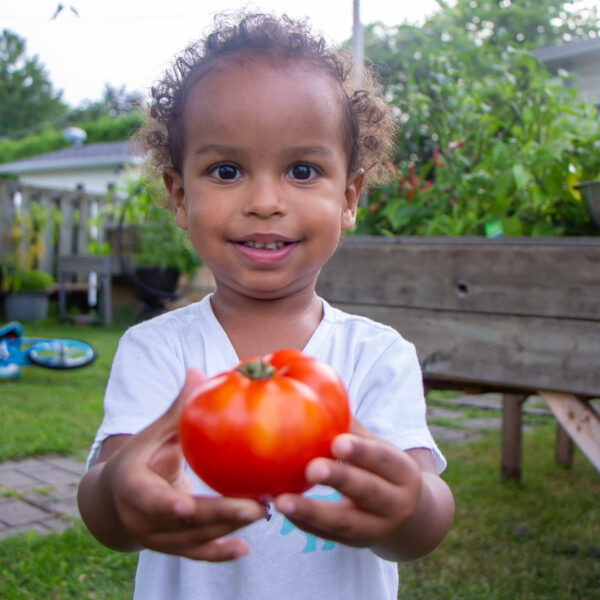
[
  {"xmin": 179, "ymin": 349, "xmax": 350, "ymax": 501},
  {"xmin": 237, "ymin": 358, "xmax": 276, "ymax": 380}
]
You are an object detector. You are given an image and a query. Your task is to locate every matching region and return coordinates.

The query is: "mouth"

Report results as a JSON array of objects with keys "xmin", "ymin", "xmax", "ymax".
[
  {"xmin": 232, "ymin": 236, "xmax": 298, "ymax": 265},
  {"xmin": 239, "ymin": 240, "xmax": 291, "ymax": 250}
]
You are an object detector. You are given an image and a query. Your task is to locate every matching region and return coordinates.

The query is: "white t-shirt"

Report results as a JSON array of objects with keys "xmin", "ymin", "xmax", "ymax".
[{"xmin": 88, "ymin": 295, "xmax": 445, "ymax": 600}]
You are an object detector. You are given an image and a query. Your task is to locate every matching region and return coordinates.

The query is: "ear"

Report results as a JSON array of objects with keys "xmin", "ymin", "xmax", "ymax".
[
  {"xmin": 341, "ymin": 170, "xmax": 364, "ymax": 231},
  {"xmin": 163, "ymin": 168, "xmax": 188, "ymax": 230}
]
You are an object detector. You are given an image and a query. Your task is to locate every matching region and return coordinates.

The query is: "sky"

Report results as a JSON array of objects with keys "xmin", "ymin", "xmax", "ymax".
[{"xmin": 1, "ymin": 1, "xmax": 442, "ymax": 107}]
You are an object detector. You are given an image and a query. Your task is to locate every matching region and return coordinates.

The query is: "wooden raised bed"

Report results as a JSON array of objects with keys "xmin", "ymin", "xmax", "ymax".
[{"xmin": 317, "ymin": 236, "xmax": 600, "ymax": 480}]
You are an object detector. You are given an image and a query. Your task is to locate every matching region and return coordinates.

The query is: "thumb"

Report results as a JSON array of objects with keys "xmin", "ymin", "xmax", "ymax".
[
  {"xmin": 135, "ymin": 368, "xmax": 207, "ymax": 452},
  {"xmin": 175, "ymin": 367, "xmax": 208, "ymax": 408},
  {"xmin": 349, "ymin": 416, "xmax": 379, "ymax": 440}
]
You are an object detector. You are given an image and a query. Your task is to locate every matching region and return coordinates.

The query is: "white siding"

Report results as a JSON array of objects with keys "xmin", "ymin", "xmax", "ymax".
[{"xmin": 17, "ymin": 164, "xmax": 140, "ymax": 194}]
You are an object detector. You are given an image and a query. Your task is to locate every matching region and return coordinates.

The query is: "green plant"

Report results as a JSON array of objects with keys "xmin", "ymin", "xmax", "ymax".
[
  {"xmin": 89, "ymin": 176, "xmax": 202, "ymax": 275},
  {"xmin": 356, "ymin": 3, "xmax": 600, "ymax": 237},
  {"xmin": 1, "ymin": 204, "xmax": 56, "ymax": 293},
  {"xmin": 133, "ymin": 201, "xmax": 202, "ymax": 274},
  {"xmin": 5, "ymin": 269, "xmax": 55, "ymax": 292}
]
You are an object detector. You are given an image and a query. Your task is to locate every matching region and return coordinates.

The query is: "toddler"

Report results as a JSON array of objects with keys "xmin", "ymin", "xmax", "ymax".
[{"xmin": 78, "ymin": 12, "xmax": 454, "ymax": 600}]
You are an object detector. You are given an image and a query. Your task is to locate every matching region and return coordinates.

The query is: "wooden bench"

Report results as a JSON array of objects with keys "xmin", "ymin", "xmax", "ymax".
[{"xmin": 317, "ymin": 236, "xmax": 600, "ymax": 481}]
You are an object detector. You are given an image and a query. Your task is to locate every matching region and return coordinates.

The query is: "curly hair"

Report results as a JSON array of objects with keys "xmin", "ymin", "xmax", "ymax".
[{"xmin": 135, "ymin": 12, "xmax": 395, "ymax": 191}]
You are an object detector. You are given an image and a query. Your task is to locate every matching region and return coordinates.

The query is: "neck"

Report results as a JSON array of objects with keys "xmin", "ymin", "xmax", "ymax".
[{"xmin": 210, "ymin": 286, "xmax": 323, "ymax": 359}]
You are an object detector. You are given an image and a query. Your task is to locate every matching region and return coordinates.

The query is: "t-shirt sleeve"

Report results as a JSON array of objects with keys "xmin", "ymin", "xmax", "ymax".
[
  {"xmin": 86, "ymin": 323, "xmax": 186, "ymax": 469},
  {"xmin": 352, "ymin": 336, "xmax": 447, "ymax": 474}
]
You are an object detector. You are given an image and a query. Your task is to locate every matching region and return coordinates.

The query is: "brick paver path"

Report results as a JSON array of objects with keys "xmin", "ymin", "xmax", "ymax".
[{"xmin": 0, "ymin": 455, "xmax": 84, "ymax": 540}]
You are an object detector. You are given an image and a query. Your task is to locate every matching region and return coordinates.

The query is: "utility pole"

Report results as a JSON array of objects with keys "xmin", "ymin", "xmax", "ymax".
[{"xmin": 352, "ymin": 0, "xmax": 364, "ymax": 85}]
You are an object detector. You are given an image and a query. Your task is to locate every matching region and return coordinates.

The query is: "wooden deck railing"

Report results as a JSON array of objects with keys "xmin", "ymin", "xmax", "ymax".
[{"xmin": 0, "ymin": 181, "xmax": 113, "ymax": 276}]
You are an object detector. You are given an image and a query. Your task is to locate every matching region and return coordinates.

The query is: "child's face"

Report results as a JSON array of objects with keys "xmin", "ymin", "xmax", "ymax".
[{"xmin": 165, "ymin": 55, "xmax": 362, "ymax": 301}]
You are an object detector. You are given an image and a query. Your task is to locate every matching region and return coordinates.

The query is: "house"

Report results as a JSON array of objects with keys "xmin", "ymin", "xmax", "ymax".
[
  {"xmin": 0, "ymin": 140, "xmax": 142, "ymax": 195},
  {"xmin": 533, "ymin": 37, "xmax": 600, "ymax": 108}
]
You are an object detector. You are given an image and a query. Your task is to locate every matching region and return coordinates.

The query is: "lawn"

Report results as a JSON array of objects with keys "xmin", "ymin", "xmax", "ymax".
[
  {"xmin": 0, "ymin": 318, "xmax": 126, "ymax": 462},
  {"xmin": 0, "ymin": 317, "xmax": 598, "ymax": 599}
]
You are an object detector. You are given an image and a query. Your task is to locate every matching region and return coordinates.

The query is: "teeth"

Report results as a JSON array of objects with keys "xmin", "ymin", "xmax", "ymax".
[{"xmin": 243, "ymin": 240, "xmax": 287, "ymax": 250}]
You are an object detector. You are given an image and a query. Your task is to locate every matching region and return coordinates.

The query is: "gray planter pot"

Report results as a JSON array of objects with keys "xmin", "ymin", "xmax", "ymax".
[{"xmin": 4, "ymin": 292, "xmax": 49, "ymax": 321}]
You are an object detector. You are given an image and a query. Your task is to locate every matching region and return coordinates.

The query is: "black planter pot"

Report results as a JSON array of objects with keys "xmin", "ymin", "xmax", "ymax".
[
  {"xmin": 134, "ymin": 266, "xmax": 179, "ymax": 293},
  {"xmin": 574, "ymin": 180, "xmax": 600, "ymax": 229},
  {"xmin": 132, "ymin": 266, "xmax": 180, "ymax": 313}
]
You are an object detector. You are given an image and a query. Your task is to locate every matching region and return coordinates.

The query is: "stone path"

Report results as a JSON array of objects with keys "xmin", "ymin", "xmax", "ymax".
[
  {"xmin": 0, "ymin": 394, "xmax": 551, "ymax": 541},
  {"xmin": 0, "ymin": 455, "xmax": 84, "ymax": 541}
]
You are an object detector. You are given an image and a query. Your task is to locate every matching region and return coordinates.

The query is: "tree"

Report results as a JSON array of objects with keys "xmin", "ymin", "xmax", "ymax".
[
  {"xmin": 70, "ymin": 83, "xmax": 144, "ymax": 122},
  {"xmin": 430, "ymin": 0, "xmax": 599, "ymax": 49},
  {"xmin": 355, "ymin": 0, "xmax": 600, "ymax": 236},
  {"xmin": 0, "ymin": 30, "xmax": 68, "ymax": 137}
]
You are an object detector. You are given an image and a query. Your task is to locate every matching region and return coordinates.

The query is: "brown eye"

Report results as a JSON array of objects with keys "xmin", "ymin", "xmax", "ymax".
[
  {"xmin": 210, "ymin": 164, "xmax": 240, "ymax": 180},
  {"xmin": 287, "ymin": 164, "xmax": 317, "ymax": 180}
]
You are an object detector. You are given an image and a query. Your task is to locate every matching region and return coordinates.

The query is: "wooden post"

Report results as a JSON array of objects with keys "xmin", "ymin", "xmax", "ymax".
[
  {"xmin": 501, "ymin": 394, "xmax": 528, "ymax": 481},
  {"xmin": 555, "ymin": 424, "xmax": 574, "ymax": 467}
]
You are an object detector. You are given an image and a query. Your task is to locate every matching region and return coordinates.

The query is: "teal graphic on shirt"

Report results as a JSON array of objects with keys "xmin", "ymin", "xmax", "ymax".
[{"xmin": 280, "ymin": 490, "xmax": 342, "ymax": 552}]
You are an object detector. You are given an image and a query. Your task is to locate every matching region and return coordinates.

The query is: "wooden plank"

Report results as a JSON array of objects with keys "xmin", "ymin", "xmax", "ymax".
[
  {"xmin": 501, "ymin": 394, "xmax": 528, "ymax": 481},
  {"xmin": 58, "ymin": 192, "xmax": 74, "ymax": 256},
  {"xmin": 319, "ymin": 237, "xmax": 600, "ymax": 320},
  {"xmin": 539, "ymin": 392, "xmax": 600, "ymax": 473},
  {"xmin": 39, "ymin": 190, "xmax": 56, "ymax": 274},
  {"xmin": 0, "ymin": 182, "xmax": 16, "ymax": 257},
  {"xmin": 76, "ymin": 193, "xmax": 91, "ymax": 256},
  {"xmin": 57, "ymin": 255, "xmax": 118, "ymax": 274},
  {"xmin": 324, "ymin": 303, "xmax": 600, "ymax": 397}
]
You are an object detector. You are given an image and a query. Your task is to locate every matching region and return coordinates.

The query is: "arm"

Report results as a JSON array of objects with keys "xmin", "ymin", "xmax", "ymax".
[
  {"xmin": 370, "ymin": 447, "xmax": 454, "ymax": 561},
  {"xmin": 274, "ymin": 418, "xmax": 454, "ymax": 562},
  {"xmin": 77, "ymin": 369, "xmax": 266, "ymax": 562}
]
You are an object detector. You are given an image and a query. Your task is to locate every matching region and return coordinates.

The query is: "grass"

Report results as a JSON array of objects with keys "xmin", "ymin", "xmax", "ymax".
[
  {"xmin": 0, "ymin": 525, "xmax": 138, "ymax": 600},
  {"xmin": 0, "ymin": 318, "xmax": 125, "ymax": 461},
  {"xmin": 398, "ymin": 425, "xmax": 600, "ymax": 599},
  {"xmin": 0, "ymin": 317, "xmax": 599, "ymax": 599}
]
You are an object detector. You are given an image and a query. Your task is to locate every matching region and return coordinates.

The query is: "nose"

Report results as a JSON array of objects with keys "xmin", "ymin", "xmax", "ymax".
[{"xmin": 243, "ymin": 177, "xmax": 285, "ymax": 218}]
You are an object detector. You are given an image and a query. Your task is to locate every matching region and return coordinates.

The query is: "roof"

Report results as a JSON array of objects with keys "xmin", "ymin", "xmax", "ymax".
[
  {"xmin": 532, "ymin": 37, "xmax": 600, "ymax": 70},
  {"xmin": 0, "ymin": 140, "xmax": 143, "ymax": 175}
]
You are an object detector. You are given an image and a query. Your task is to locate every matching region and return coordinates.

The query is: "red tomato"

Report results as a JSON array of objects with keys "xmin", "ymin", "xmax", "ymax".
[{"xmin": 179, "ymin": 349, "xmax": 350, "ymax": 500}]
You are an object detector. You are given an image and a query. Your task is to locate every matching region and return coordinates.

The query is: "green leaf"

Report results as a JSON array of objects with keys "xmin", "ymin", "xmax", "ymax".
[
  {"xmin": 512, "ymin": 164, "xmax": 532, "ymax": 190},
  {"xmin": 500, "ymin": 216, "xmax": 522, "ymax": 237}
]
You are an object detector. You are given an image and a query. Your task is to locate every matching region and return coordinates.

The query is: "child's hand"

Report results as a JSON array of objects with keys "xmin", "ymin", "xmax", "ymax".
[
  {"xmin": 273, "ymin": 418, "xmax": 453, "ymax": 561},
  {"xmin": 78, "ymin": 369, "xmax": 266, "ymax": 562}
]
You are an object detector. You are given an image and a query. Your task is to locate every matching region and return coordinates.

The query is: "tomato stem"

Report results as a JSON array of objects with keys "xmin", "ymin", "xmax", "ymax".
[{"xmin": 238, "ymin": 359, "xmax": 276, "ymax": 380}]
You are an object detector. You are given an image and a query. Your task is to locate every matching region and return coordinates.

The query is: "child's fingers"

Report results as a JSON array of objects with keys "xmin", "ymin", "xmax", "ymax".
[
  {"xmin": 179, "ymin": 538, "xmax": 250, "ymax": 562},
  {"xmin": 121, "ymin": 479, "xmax": 264, "ymax": 533},
  {"xmin": 329, "ymin": 433, "xmax": 421, "ymax": 487},
  {"xmin": 146, "ymin": 518, "xmax": 255, "ymax": 555},
  {"xmin": 180, "ymin": 496, "xmax": 266, "ymax": 529},
  {"xmin": 304, "ymin": 458, "xmax": 404, "ymax": 517},
  {"xmin": 274, "ymin": 495, "xmax": 386, "ymax": 547}
]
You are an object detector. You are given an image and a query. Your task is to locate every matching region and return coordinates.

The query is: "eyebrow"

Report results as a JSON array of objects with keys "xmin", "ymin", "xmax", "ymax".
[
  {"xmin": 192, "ymin": 143, "xmax": 336, "ymax": 158},
  {"xmin": 193, "ymin": 143, "xmax": 240, "ymax": 156}
]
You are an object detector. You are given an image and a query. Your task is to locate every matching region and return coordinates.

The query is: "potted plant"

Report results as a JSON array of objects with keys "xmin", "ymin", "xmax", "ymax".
[
  {"xmin": 91, "ymin": 177, "xmax": 201, "ymax": 307},
  {"xmin": 132, "ymin": 199, "xmax": 202, "ymax": 293},
  {"xmin": 1, "ymin": 204, "xmax": 56, "ymax": 321}
]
